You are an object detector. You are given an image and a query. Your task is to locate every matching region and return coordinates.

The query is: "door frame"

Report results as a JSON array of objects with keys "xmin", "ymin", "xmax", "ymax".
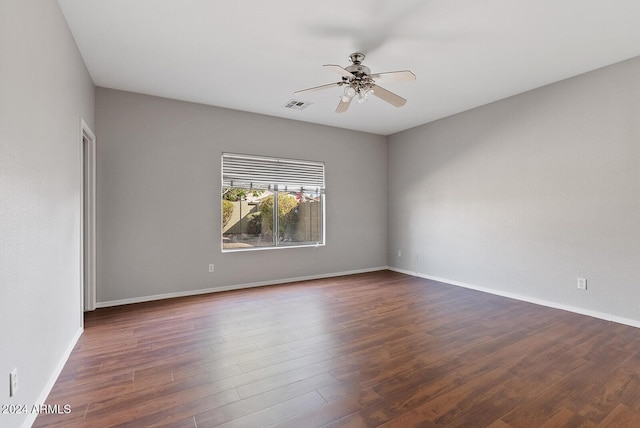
[{"xmin": 80, "ymin": 118, "xmax": 97, "ymax": 315}]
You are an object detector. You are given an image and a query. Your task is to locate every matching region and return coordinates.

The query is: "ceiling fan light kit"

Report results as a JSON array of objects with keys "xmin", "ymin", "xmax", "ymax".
[{"xmin": 295, "ymin": 52, "xmax": 415, "ymax": 113}]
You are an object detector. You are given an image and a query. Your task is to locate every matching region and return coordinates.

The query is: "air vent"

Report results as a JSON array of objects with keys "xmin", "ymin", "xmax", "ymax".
[{"xmin": 284, "ymin": 99, "xmax": 312, "ymax": 110}]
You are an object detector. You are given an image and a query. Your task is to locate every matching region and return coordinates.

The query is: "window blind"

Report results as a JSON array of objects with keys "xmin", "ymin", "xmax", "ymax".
[{"xmin": 222, "ymin": 153, "xmax": 325, "ymax": 193}]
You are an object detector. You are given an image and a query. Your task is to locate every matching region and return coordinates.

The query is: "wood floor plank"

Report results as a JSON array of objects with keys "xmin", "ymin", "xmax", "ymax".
[
  {"xmin": 486, "ymin": 421, "xmax": 514, "ymax": 428},
  {"xmin": 539, "ymin": 407, "xmax": 590, "ymax": 427},
  {"xmin": 375, "ymin": 409, "xmax": 435, "ymax": 428},
  {"xmin": 193, "ymin": 372, "xmax": 340, "ymax": 426},
  {"xmin": 114, "ymin": 389, "xmax": 239, "ymax": 428},
  {"xmin": 267, "ymin": 397, "xmax": 360, "ymax": 428},
  {"xmin": 597, "ymin": 403, "xmax": 640, "ymax": 427},
  {"xmin": 319, "ymin": 411, "xmax": 369, "ymax": 428},
  {"xmin": 197, "ymin": 391, "xmax": 326, "ymax": 428},
  {"xmin": 31, "ymin": 270, "xmax": 640, "ymax": 427}
]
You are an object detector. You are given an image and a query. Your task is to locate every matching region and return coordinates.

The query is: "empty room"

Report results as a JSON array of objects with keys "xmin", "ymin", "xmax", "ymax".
[{"xmin": 3, "ymin": 0, "xmax": 640, "ymax": 427}]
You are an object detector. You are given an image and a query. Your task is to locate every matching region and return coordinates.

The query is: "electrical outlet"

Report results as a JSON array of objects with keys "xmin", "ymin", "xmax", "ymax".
[
  {"xmin": 397, "ymin": 250, "xmax": 401, "ymax": 257},
  {"xmin": 9, "ymin": 368, "xmax": 17, "ymax": 397},
  {"xmin": 414, "ymin": 252, "xmax": 419, "ymax": 261},
  {"xmin": 577, "ymin": 278, "xmax": 587, "ymax": 290},
  {"xmin": 208, "ymin": 264, "xmax": 215, "ymax": 272}
]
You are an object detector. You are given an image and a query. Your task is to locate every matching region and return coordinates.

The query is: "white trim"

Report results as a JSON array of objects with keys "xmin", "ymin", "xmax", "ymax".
[
  {"xmin": 388, "ymin": 267, "xmax": 640, "ymax": 329},
  {"xmin": 22, "ymin": 327, "xmax": 83, "ymax": 428},
  {"xmin": 80, "ymin": 118, "xmax": 97, "ymax": 313},
  {"xmin": 222, "ymin": 242, "xmax": 326, "ymax": 253},
  {"xmin": 96, "ymin": 266, "xmax": 388, "ymax": 308}
]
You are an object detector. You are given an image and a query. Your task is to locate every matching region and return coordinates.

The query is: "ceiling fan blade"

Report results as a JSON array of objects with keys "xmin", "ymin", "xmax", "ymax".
[
  {"xmin": 306, "ymin": 1, "xmax": 427, "ymax": 54},
  {"xmin": 294, "ymin": 82, "xmax": 341, "ymax": 96},
  {"xmin": 372, "ymin": 85, "xmax": 407, "ymax": 107},
  {"xmin": 323, "ymin": 64, "xmax": 355, "ymax": 78},
  {"xmin": 370, "ymin": 70, "xmax": 416, "ymax": 82},
  {"xmin": 335, "ymin": 97, "xmax": 353, "ymax": 113}
]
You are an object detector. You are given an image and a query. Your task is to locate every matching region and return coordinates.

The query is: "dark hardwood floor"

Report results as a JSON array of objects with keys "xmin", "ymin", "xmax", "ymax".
[{"xmin": 34, "ymin": 270, "xmax": 640, "ymax": 427}]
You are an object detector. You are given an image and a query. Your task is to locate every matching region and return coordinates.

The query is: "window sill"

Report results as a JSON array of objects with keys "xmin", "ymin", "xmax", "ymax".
[{"xmin": 221, "ymin": 242, "xmax": 325, "ymax": 253}]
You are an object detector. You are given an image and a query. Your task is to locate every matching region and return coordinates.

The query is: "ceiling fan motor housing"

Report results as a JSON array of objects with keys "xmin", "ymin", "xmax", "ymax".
[
  {"xmin": 346, "ymin": 52, "xmax": 370, "ymax": 77},
  {"xmin": 349, "ymin": 52, "xmax": 366, "ymax": 65},
  {"xmin": 345, "ymin": 64, "xmax": 371, "ymax": 76}
]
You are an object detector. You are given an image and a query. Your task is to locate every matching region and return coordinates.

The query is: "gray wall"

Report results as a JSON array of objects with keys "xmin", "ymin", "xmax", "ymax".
[
  {"xmin": 0, "ymin": 1, "xmax": 95, "ymax": 427},
  {"xmin": 95, "ymin": 88, "xmax": 387, "ymax": 304},
  {"xmin": 388, "ymin": 56, "xmax": 640, "ymax": 323}
]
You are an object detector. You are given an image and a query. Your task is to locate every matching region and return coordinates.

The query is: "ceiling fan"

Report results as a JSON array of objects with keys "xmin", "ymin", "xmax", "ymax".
[{"xmin": 294, "ymin": 53, "xmax": 416, "ymax": 113}]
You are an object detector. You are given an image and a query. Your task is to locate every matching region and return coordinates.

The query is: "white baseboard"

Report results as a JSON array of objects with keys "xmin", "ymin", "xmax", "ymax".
[
  {"xmin": 388, "ymin": 266, "xmax": 640, "ymax": 329},
  {"xmin": 96, "ymin": 266, "xmax": 388, "ymax": 308},
  {"xmin": 22, "ymin": 327, "xmax": 83, "ymax": 428}
]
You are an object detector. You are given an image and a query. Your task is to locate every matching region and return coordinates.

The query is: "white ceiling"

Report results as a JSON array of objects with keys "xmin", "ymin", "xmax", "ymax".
[{"xmin": 57, "ymin": 0, "xmax": 640, "ymax": 136}]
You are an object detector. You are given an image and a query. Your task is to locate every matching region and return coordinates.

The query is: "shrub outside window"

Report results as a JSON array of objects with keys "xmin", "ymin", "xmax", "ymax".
[{"xmin": 221, "ymin": 153, "xmax": 325, "ymax": 251}]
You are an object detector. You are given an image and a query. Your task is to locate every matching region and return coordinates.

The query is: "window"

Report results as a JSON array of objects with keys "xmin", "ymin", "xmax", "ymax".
[{"xmin": 221, "ymin": 153, "xmax": 325, "ymax": 251}]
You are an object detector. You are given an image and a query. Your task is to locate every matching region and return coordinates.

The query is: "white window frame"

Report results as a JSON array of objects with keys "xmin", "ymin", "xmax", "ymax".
[{"xmin": 221, "ymin": 153, "xmax": 326, "ymax": 252}]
